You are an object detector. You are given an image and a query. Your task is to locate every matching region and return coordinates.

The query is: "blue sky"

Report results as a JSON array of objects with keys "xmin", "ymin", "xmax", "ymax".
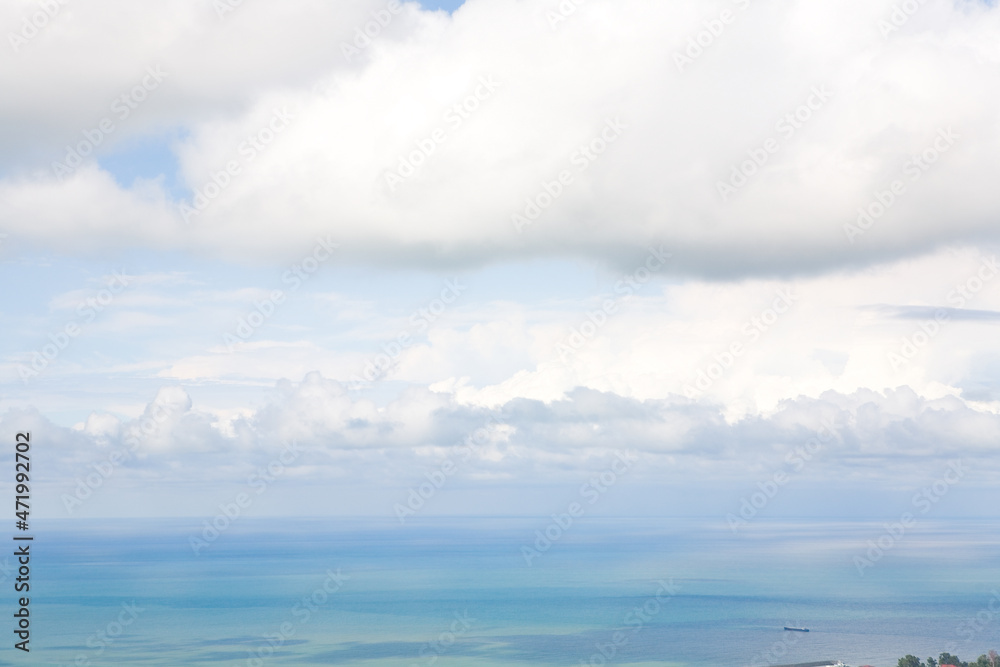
[
  {"xmin": 420, "ymin": 0, "xmax": 466, "ymax": 11},
  {"xmin": 2, "ymin": 0, "xmax": 1000, "ymax": 520}
]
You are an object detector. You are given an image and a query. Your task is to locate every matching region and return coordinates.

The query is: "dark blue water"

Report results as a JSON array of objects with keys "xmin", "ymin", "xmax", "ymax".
[{"xmin": 4, "ymin": 517, "xmax": 999, "ymax": 666}]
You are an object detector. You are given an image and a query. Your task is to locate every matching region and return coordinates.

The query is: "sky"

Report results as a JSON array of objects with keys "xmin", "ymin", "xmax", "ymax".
[{"xmin": 1, "ymin": 0, "xmax": 999, "ymax": 520}]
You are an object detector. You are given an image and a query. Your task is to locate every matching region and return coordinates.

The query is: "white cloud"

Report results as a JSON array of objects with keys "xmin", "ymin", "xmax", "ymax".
[
  {"xmin": 7, "ymin": 374, "xmax": 1000, "ymax": 496},
  {"xmin": 1, "ymin": 0, "xmax": 998, "ymax": 274}
]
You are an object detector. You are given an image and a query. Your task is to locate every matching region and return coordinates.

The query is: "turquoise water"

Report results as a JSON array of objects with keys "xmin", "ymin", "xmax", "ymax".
[{"xmin": 5, "ymin": 518, "xmax": 1000, "ymax": 666}]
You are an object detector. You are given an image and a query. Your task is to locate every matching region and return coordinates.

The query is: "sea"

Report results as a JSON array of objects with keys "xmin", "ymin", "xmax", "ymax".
[{"xmin": 4, "ymin": 517, "xmax": 999, "ymax": 666}]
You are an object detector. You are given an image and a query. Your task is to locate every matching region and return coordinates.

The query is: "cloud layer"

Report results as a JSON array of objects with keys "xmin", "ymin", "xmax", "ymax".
[
  {"xmin": 6, "ymin": 373, "xmax": 999, "ymax": 518},
  {"xmin": 2, "ymin": 0, "xmax": 999, "ymax": 275}
]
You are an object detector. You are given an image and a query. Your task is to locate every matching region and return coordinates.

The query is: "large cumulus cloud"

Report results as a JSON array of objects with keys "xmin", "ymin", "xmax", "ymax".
[{"xmin": 0, "ymin": 0, "xmax": 998, "ymax": 275}]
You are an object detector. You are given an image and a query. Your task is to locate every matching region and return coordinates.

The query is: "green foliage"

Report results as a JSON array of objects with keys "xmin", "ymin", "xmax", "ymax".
[
  {"xmin": 894, "ymin": 649, "xmax": 998, "ymax": 667},
  {"xmin": 939, "ymin": 652, "xmax": 967, "ymax": 667}
]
